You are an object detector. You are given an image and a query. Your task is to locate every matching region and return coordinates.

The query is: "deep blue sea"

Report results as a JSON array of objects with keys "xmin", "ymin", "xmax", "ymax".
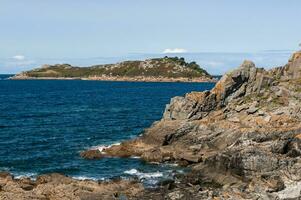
[{"xmin": 0, "ymin": 74, "xmax": 215, "ymax": 185}]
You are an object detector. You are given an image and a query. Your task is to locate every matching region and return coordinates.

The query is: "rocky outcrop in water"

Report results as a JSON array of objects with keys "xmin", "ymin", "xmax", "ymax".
[{"xmin": 82, "ymin": 51, "xmax": 301, "ymax": 199}]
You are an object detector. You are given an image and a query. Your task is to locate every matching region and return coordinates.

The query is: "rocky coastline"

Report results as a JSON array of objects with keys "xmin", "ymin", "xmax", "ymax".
[
  {"xmin": 10, "ymin": 74, "xmax": 215, "ymax": 83},
  {"xmin": 2, "ymin": 51, "xmax": 301, "ymax": 199},
  {"xmin": 81, "ymin": 51, "xmax": 301, "ymax": 199},
  {"xmin": 0, "ymin": 172, "xmax": 144, "ymax": 200},
  {"xmin": 10, "ymin": 57, "xmax": 215, "ymax": 83}
]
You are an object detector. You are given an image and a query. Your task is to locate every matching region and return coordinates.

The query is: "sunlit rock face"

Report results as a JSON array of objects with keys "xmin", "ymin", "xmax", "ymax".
[{"xmin": 79, "ymin": 51, "xmax": 301, "ymax": 199}]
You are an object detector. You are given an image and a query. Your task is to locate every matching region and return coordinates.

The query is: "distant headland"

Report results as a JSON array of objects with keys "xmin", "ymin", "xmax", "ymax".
[{"xmin": 10, "ymin": 57, "xmax": 216, "ymax": 82}]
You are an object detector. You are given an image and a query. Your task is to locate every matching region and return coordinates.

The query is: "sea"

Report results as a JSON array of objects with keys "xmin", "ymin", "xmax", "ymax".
[{"xmin": 0, "ymin": 74, "xmax": 215, "ymax": 186}]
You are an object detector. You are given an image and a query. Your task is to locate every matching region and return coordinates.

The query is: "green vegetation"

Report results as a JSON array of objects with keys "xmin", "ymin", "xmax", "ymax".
[{"xmin": 22, "ymin": 57, "xmax": 212, "ymax": 79}]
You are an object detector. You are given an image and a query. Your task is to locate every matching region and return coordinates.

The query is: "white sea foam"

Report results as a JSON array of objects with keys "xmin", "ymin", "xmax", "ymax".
[
  {"xmin": 124, "ymin": 168, "xmax": 163, "ymax": 179},
  {"xmin": 15, "ymin": 172, "xmax": 37, "ymax": 180},
  {"xmin": 91, "ymin": 142, "xmax": 121, "ymax": 153},
  {"xmin": 124, "ymin": 169, "xmax": 138, "ymax": 175},
  {"xmin": 130, "ymin": 156, "xmax": 141, "ymax": 159},
  {"xmin": 165, "ymin": 163, "xmax": 178, "ymax": 167},
  {"xmin": 72, "ymin": 176, "xmax": 103, "ymax": 181}
]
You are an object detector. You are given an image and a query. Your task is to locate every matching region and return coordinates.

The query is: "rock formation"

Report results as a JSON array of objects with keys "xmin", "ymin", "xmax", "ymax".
[
  {"xmin": 81, "ymin": 51, "xmax": 301, "ymax": 199},
  {"xmin": 0, "ymin": 172, "xmax": 143, "ymax": 200},
  {"xmin": 10, "ymin": 57, "xmax": 215, "ymax": 83}
]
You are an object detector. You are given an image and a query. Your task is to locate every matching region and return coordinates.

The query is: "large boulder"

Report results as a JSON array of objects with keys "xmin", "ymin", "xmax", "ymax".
[{"xmin": 163, "ymin": 60, "xmax": 271, "ymax": 120}]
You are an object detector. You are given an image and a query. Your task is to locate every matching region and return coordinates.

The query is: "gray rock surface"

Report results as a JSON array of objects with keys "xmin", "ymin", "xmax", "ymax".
[{"xmin": 81, "ymin": 51, "xmax": 301, "ymax": 199}]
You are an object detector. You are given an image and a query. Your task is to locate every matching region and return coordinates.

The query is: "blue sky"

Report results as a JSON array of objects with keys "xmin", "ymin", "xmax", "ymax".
[{"xmin": 0, "ymin": 0, "xmax": 300, "ymax": 74}]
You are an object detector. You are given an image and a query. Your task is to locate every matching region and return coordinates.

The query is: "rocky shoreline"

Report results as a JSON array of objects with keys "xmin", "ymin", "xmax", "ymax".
[
  {"xmin": 0, "ymin": 172, "xmax": 144, "ymax": 200},
  {"xmin": 9, "ymin": 75, "xmax": 216, "ymax": 83},
  {"xmin": 2, "ymin": 51, "xmax": 301, "ymax": 199},
  {"xmin": 81, "ymin": 51, "xmax": 301, "ymax": 199},
  {"xmin": 9, "ymin": 56, "xmax": 215, "ymax": 83}
]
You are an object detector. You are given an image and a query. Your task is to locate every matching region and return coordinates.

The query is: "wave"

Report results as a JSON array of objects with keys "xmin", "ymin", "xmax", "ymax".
[
  {"xmin": 124, "ymin": 168, "xmax": 163, "ymax": 179},
  {"xmin": 124, "ymin": 168, "xmax": 165, "ymax": 186},
  {"xmin": 14, "ymin": 172, "xmax": 37, "ymax": 180},
  {"xmin": 12, "ymin": 172, "xmax": 105, "ymax": 182},
  {"xmin": 130, "ymin": 156, "xmax": 140, "ymax": 159},
  {"xmin": 91, "ymin": 142, "xmax": 121, "ymax": 154},
  {"xmin": 72, "ymin": 176, "xmax": 104, "ymax": 181}
]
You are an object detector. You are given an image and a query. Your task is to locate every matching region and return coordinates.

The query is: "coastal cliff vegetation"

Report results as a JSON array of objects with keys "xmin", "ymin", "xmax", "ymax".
[{"xmin": 13, "ymin": 57, "xmax": 213, "ymax": 81}]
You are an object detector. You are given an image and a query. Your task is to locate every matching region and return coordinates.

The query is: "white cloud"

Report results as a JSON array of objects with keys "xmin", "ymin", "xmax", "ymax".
[
  {"xmin": 162, "ymin": 48, "xmax": 187, "ymax": 54},
  {"xmin": 12, "ymin": 55, "xmax": 25, "ymax": 60}
]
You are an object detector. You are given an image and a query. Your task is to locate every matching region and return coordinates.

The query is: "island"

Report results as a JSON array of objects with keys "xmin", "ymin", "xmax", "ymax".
[{"xmin": 10, "ymin": 57, "xmax": 215, "ymax": 82}]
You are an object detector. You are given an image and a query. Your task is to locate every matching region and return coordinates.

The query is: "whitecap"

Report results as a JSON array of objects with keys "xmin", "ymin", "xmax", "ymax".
[
  {"xmin": 139, "ymin": 171, "xmax": 163, "ymax": 179},
  {"xmin": 124, "ymin": 169, "xmax": 138, "ymax": 175},
  {"xmin": 124, "ymin": 168, "xmax": 163, "ymax": 179},
  {"xmin": 164, "ymin": 163, "xmax": 178, "ymax": 167},
  {"xmin": 72, "ymin": 176, "xmax": 103, "ymax": 181},
  {"xmin": 130, "ymin": 156, "xmax": 141, "ymax": 159},
  {"xmin": 15, "ymin": 172, "xmax": 37, "ymax": 180},
  {"xmin": 91, "ymin": 142, "xmax": 121, "ymax": 153}
]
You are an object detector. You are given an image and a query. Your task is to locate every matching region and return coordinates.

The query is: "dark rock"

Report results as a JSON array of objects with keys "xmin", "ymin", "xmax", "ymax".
[
  {"xmin": 262, "ymin": 175, "xmax": 285, "ymax": 192},
  {"xmin": 80, "ymin": 149, "xmax": 103, "ymax": 159},
  {"xmin": 286, "ymin": 137, "xmax": 301, "ymax": 157}
]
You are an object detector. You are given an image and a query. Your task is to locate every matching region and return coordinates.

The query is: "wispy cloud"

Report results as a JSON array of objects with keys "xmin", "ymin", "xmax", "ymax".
[
  {"xmin": 12, "ymin": 55, "xmax": 25, "ymax": 60},
  {"xmin": 162, "ymin": 48, "xmax": 187, "ymax": 54},
  {"xmin": 0, "ymin": 55, "xmax": 37, "ymax": 73}
]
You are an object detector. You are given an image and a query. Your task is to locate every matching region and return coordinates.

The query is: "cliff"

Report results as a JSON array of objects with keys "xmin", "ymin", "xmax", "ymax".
[
  {"xmin": 81, "ymin": 51, "xmax": 301, "ymax": 199},
  {"xmin": 10, "ymin": 57, "xmax": 214, "ymax": 82}
]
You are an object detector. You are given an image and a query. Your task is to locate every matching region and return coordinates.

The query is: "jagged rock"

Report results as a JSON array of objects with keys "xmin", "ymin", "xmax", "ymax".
[
  {"xmin": 273, "ymin": 110, "xmax": 285, "ymax": 115},
  {"xmin": 141, "ymin": 148, "xmax": 165, "ymax": 162},
  {"xmin": 264, "ymin": 115, "xmax": 271, "ymax": 122},
  {"xmin": 228, "ymin": 117, "xmax": 240, "ymax": 123},
  {"xmin": 246, "ymin": 106, "xmax": 259, "ymax": 114},
  {"xmin": 80, "ymin": 149, "xmax": 104, "ymax": 159},
  {"xmin": 235, "ymin": 104, "xmax": 249, "ymax": 112},
  {"xmin": 79, "ymin": 51, "xmax": 301, "ymax": 199},
  {"xmin": 256, "ymin": 111, "xmax": 264, "ymax": 116},
  {"xmin": 167, "ymin": 190, "xmax": 184, "ymax": 200},
  {"xmin": 262, "ymin": 175, "xmax": 285, "ymax": 193},
  {"xmin": 286, "ymin": 137, "xmax": 301, "ymax": 157}
]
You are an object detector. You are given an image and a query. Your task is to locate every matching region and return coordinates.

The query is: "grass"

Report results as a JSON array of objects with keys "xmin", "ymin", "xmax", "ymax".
[{"xmin": 23, "ymin": 57, "xmax": 212, "ymax": 79}]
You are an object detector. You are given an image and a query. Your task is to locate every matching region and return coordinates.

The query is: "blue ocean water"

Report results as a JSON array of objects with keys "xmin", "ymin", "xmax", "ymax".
[{"xmin": 0, "ymin": 74, "xmax": 214, "ymax": 185}]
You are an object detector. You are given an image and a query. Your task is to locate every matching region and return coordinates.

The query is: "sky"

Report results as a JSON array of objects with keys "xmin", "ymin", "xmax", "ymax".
[{"xmin": 0, "ymin": 0, "xmax": 301, "ymax": 74}]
